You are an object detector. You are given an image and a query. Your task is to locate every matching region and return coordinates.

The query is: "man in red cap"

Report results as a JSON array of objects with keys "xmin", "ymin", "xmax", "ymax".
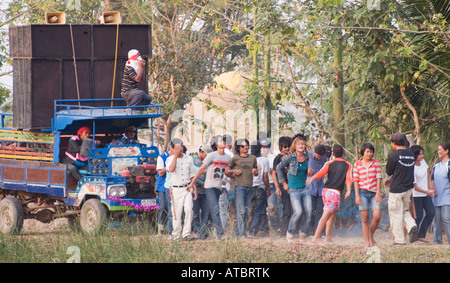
[
  {"xmin": 121, "ymin": 49, "xmax": 152, "ymax": 107},
  {"xmin": 62, "ymin": 126, "xmax": 92, "ymax": 180}
]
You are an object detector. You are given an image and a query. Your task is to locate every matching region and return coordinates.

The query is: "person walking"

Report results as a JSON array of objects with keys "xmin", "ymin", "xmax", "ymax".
[
  {"xmin": 276, "ymin": 137, "xmax": 314, "ymax": 240},
  {"xmin": 155, "ymin": 142, "xmax": 173, "ymax": 235},
  {"xmin": 431, "ymin": 142, "xmax": 450, "ymax": 244},
  {"xmin": 353, "ymin": 143, "xmax": 383, "ymax": 248},
  {"xmin": 410, "ymin": 145, "xmax": 435, "ymax": 243},
  {"xmin": 261, "ymin": 139, "xmax": 280, "ymax": 234},
  {"xmin": 385, "ymin": 133, "xmax": 418, "ymax": 245},
  {"xmin": 192, "ymin": 144, "xmax": 213, "ymax": 239},
  {"xmin": 166, "ymin": 139, "xmax": 196, "ymax": 241},
  {"xmin": 272, "ymin": 136, "xmax": 293, "ymax": 237},
  {"xmin": 226, "ymin": 138, "xmax": 258, "ymax": 238},
  {"xmin": 307, "ymin": 144, "xmax": 327, "ymax": 236},
  {"xmin": 188, "ymin": 136, "xmax": 231, "ymax": 239},
  {"xmin": 306, "ymin": 144, "xmax": 352, "ymax": 243},
  {"xmin": 249, "ymin": 141, "xmax": 271, "ymax": 237}
]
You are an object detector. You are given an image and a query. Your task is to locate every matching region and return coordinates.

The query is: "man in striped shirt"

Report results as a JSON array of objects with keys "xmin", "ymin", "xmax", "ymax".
[
  {"xmin": 353, "ymin": 143, "xmax": 382, "ymax": 248},
  {"xmin": 121, "ymin": 49, "xmax": 152, "ymax": 107}
]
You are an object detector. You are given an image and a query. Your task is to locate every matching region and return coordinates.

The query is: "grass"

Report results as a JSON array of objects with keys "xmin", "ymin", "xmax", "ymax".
[{"xmin": 0, "ymin": 217, "xmax": 448, "ymax": 263}]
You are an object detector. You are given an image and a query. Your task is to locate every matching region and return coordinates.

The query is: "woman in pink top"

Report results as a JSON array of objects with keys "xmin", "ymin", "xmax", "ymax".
[{"xmin": 353, "ymin": 143, "xmax": 382, "ymax": 248}]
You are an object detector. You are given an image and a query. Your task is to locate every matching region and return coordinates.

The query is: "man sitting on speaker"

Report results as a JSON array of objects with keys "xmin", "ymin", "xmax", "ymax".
[{"xmin": 121, "ymin": 49, "xmax": 152, "ymax": 107}]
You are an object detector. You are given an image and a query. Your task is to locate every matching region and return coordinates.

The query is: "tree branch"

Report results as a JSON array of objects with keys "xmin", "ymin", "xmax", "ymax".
[{"xmin": 400, "ymin": 86, "xmax": 421, "ymax": 145}]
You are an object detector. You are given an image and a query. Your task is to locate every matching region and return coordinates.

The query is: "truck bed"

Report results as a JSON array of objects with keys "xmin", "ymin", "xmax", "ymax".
[{"xmin": 0, "ymin": 158, "xmax": 74, "ymax": 198}]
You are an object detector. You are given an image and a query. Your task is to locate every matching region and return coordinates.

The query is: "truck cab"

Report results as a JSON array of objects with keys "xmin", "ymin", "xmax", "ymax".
[{"xmin": 0, "ymin": 99, "xmax": 163, "ymax": 235}]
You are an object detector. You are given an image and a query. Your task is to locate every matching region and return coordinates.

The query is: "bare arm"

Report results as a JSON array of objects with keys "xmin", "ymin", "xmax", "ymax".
[{"xmin": 133, "ymin": 60, "xmax": 146, "ymax": 83}]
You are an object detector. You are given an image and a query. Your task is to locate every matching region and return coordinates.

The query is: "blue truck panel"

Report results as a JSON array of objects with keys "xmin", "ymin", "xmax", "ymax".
[{"xmin": 1, "ymin": 99, "xmax": 162, "ymax": 212}]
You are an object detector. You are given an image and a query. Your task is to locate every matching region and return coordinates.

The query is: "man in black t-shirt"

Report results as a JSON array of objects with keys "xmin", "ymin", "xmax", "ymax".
[
  {"xmin": 271, "ymin": 136, "xmax": 292, "ymax": 236},
  {"xmin": 385, "ymin": 132, "xmax": 418, "ymax": 244}
]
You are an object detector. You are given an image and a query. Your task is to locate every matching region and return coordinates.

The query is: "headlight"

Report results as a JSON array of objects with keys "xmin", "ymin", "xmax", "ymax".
[
  {"xmin": 117, "ymin": 186, "xmax": 127, "ymax": 197},
  {"xmin": 108, "ymin": 185, "xmax": 127, "ymax": 198}
]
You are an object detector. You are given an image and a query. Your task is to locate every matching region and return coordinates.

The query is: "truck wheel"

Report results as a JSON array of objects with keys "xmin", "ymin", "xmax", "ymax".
[
  {"xmin": 0, "ymin": 197, "xmax": 24, "ymax": 235},
  {"xmin": 80, "ymin": 199, "xmax": 106, "ymax": 235}
]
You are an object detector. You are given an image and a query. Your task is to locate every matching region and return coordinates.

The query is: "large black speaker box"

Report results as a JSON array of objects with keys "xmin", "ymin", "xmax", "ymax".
[{"xmin": 9, "ymin": 24, "xmax": 151, "ymax": 130}]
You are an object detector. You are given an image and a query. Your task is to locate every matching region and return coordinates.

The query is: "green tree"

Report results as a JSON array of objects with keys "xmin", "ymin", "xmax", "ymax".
[{"xmin": 122, "ymin": 0, "xmax": 226, "ymax": 150}]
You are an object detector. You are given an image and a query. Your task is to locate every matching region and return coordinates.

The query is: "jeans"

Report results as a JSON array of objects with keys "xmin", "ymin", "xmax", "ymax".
[
  {"xmin": 157, "ymin": 190, "xmax": 173, "ymax": 235},
  {"xmin": 219, "ymin": 188, "xmax": 229, "ymax": 231},
  {"xmin": 287, "ymin": 187, "xmax": 312, "ymax": 238},
  {"xmin": 267, "ymin": 184, "xmax": 281, "ymax": 232},
  {"xmin": 413, "ymin": 196, "xmax": 435, "ymax": 239},
  {"xmin": 192, "ymin": 192, "xmax": 210, "ymax": 239},
  {"xmin": 121, "ymin": 89, "xmax": 152, "ymax": 106},
  {"xmin": 279, "ymin": 184, "xmax": 292, "ymax": 236},
  {"xmin": 234, "ymin": 186, "xmax": 254, "ymax": 237},
  {"xmin": 205, "ymin": 188, "xmax": 224, "ymax": 238},
  {"xmin": 309, "ymin": 194, "xmax": 324, "ymax": 236},
  {"xmin": 249, "ymin": 187, "xmax": 269, "ymax": 235},
  {"xmin": 433, "ymin": 205, "xmax": 450, "ymax": 244}
]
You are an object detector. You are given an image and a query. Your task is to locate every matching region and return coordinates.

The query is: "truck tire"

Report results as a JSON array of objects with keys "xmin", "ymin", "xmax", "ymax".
[
  {"xmin": 80, "ymin": 199, "xmax": 106, "ymax": 235},
  {"xmin": 0, "ymin": 197, "xmax": 24, "ymax": 235}
]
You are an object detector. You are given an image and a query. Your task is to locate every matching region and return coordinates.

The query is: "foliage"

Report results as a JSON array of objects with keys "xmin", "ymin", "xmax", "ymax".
[
  {"xmin": 120, "ymin": 0, "xmax": 231, "ymax": 149},
  {"xmin": 224, "ymin": 0, "xmax": 449, "ymax": 163}
]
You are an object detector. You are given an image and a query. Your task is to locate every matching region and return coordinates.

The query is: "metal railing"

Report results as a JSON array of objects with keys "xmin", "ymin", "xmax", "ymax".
[{"xmin": 54, "ymin": 99, "xmax": 163, "ymax": 117}]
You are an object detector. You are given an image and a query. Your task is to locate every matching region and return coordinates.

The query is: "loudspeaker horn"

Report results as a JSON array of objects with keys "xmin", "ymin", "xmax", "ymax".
[
  {"xmin": 45, "ymin": 12, "xmax": 66, "ymax": 24},
  {"xmin": 100, "ymin": 11, "xmax": 122, "ymax": 24}
]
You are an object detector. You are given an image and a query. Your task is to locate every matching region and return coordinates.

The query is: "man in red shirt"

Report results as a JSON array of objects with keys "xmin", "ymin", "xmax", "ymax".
[{"xmin": 306, "ymin": 144, "xmax": 352, "ymax": 243}]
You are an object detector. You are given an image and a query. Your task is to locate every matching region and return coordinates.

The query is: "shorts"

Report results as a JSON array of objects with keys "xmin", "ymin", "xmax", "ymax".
[
  {"xmin": 359, "ymin": 189, "xmax": 381, "ymax": 211},
  {"xmin": 322, "ymin": 188, "xmax": 341, "ymax": 213}
]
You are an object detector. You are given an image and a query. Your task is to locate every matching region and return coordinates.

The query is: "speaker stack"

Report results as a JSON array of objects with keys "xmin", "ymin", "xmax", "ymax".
[{"xmin": 9, "ymin": 13, "xmax": 151, "ymax": 130}]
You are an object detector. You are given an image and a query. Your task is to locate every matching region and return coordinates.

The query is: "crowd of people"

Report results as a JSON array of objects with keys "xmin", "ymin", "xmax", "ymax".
[{"xmin": 154, "ymin": 132, "xmax": 450, "ymax": 247}]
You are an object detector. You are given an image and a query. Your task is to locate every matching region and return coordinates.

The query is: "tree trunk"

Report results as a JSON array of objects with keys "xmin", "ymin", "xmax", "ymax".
[
  {"xmin": 400, "ymin": 86, "xmax": 421, "ymax": 145},
  {"xmin": 264, "ymin": 35, "xmax": 274, "ymax": 137},
  {"xmin": 253, "ymin": 7, "xmax": 260, "ymax": 134}
]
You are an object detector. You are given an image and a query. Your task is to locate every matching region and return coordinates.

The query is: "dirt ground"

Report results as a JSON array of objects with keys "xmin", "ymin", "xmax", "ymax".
[
  {"xmin": 19, "ymin": 218, "xmax": 449, "ymax": 263},
  {"xmin": 21, "ymin": 217, "xmax": 444, "ymax": 247}
]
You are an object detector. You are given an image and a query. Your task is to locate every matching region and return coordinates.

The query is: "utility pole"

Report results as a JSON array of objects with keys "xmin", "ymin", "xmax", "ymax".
[{"xmin": 333, "ymin": 39, "xmax": 345, "ymax": 147}]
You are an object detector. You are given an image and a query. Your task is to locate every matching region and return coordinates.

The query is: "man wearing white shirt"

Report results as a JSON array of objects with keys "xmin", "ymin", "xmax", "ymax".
[{"xmin": 166, "ymin": 139, "xmax": 196, "ymax": 241}]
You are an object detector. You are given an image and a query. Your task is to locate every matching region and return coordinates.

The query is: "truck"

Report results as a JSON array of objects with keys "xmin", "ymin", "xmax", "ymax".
[
  {"xmin": 0, "ymin": 23, "xmax": 162, "ymax": 235},
  {"xmin": 0, "ymin": 99, "xmax": 163, "ymax": 235}
]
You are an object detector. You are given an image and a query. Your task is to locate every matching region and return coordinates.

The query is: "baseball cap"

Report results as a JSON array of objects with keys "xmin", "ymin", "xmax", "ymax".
[
  {"xmin": 199, "ymin": 144, "xmax": 212, "ymax": 154},
  {"xmin": 128, "ymin": 49, "xmax": 143, "ymax": 61},
  {"xmin": 260, "ymin": 139, "xmax": 271, "ymax": 148}
]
